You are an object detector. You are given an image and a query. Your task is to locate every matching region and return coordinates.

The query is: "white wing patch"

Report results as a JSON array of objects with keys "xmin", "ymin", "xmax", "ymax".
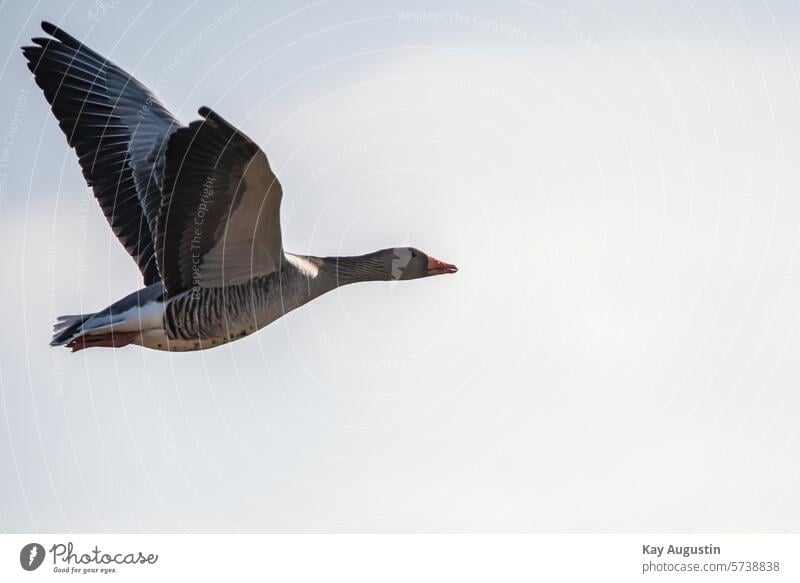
[{"xmin": 285, "ymin": 254, "xmax": 320, "ymax": 278}]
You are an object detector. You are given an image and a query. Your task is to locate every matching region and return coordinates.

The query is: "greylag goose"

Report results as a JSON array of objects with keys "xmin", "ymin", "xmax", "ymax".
[{"xmin": 23, "ymin": 22, "xmax": 457, "ymax": 352}]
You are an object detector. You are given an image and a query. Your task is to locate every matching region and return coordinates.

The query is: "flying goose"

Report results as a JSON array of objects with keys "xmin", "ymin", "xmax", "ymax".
[{"xmin": 23, "ymin": 22, "xmax": 457, "ymax": 352}]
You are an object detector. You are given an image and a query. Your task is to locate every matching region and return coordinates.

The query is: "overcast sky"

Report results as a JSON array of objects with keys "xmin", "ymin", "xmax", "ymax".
[{"xmin": 0, "ymin": 0, "xmax": 799, "ymax": 532}]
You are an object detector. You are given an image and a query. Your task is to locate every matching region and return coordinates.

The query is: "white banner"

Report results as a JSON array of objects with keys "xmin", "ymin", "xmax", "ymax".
[{"xmin": 0, "ymin": 534, "xmax": 797, "ymax": 582}]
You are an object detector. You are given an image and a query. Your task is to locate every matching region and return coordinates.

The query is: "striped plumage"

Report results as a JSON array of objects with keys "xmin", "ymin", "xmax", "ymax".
[{"xmin": 25, "ymin": 21, "xmax": 457, "ymax": 353}]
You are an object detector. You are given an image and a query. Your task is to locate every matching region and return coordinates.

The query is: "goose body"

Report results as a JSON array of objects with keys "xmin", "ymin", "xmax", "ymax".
[
  {"xmin": 25, "ymin": 22, "xmax": 457, "ymax": 352},
  {"xmin": 55, "ymin": 254, "xmax": 325, "ymax": 352}
]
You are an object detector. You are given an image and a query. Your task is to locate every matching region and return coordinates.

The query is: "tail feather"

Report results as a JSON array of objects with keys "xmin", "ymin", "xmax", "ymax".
[{"xmin": 50, "ymin": 314, "xmax": 91, "ymax": 346}]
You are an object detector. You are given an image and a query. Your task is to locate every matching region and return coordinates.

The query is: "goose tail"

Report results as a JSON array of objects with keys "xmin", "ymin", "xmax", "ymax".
[{"xmin": 50, "ymin": 313, "xmax": 92, "ymax": 346}]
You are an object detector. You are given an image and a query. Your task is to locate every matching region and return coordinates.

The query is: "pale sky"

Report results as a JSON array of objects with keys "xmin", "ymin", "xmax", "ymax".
[{"xmin": 0, "ymin": 0, "xmax": 799, "ymax": 532}]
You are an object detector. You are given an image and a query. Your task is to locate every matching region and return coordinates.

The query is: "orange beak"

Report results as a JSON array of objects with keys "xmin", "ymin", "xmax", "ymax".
[{"xmin": 427, "ymin": 256, "xmax": 458, "ymax": 276}]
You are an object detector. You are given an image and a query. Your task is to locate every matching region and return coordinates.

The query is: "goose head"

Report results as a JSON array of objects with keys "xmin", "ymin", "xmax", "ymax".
[{"xmin": 387, "ymin": 247, "xmax": 458, "ymax": 280}]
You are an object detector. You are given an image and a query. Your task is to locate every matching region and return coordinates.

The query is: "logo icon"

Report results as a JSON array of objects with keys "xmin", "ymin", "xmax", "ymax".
[{"xmin": 20, "ymin": 543, "xmax": 45, "ymax": 571}]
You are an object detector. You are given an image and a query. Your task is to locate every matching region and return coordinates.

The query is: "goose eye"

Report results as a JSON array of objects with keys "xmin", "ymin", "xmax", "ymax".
[{"xmin": 411, "ymin": 251, "xmax": 417, "ymax": 258}]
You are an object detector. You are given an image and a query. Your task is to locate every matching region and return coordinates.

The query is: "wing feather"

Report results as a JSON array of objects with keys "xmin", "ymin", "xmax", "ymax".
[
  {"xmin": 22, "ymin": 21, "xmax": 179, "ymax": 284},
  {"xmin": 157, "ymin": 107, "xmax": 283, "ymax": 297}
]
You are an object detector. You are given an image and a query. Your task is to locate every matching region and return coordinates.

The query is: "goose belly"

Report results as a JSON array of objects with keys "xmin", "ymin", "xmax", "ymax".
[
  {"xmin": 137, "ymin": 328, "xmax": 253, "ymax": 352},
  {"xmin": 144, "ymin": 276, "xmax": 310, "ymax": 352}
]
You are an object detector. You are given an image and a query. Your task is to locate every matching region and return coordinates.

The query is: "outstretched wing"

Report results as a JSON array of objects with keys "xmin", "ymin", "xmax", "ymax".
[
  {"xmin": 156, "ymin": 107, "xmax": 283, "ymax": 297},
  {"xmin": 22, "ymin": 21, "xmax": 179, "ymax": 285}
]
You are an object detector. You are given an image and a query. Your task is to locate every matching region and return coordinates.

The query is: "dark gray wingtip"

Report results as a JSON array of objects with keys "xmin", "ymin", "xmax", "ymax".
[
  {"xmin": 40, "ymin": 21, "xmax": 84, "ymax": 50},
  {"xmin": 196, "ymin": 107, "xmax": 245, "ymax": 137},
  {"xmin": 198, "ymin": 106, "xmax": 229, "ymax": 126},
  {"xmin": 40, "ymin": 21, "xmax": 70, "ymax": 43}
]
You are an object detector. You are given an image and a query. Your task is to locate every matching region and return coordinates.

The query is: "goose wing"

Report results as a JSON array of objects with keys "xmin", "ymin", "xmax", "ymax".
[
  {"xmin": 22, "ymin": 21, "xmax": 178, "ymax": 285},
  {"xmin": 156, "ymin": 107, "xmax": 283, "ymax": 297}
]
